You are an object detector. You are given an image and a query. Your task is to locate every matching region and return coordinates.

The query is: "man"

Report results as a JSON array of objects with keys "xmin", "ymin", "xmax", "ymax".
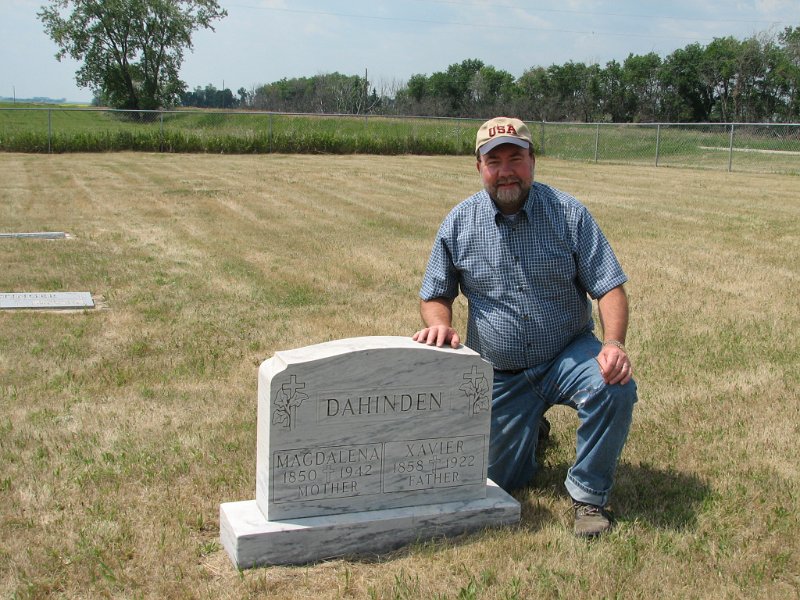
[{"xmin": 412, "ymin": 117, "xmax": 637, "ymax": 537}]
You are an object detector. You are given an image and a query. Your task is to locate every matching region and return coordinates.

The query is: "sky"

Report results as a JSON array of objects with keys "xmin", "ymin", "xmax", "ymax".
[{"xmin": 2, "ymin": 0, "xmax": 800, "ymax": 102}]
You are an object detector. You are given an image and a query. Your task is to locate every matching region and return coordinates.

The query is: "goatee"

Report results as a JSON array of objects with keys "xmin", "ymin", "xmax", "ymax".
[{"xmin": 490, "ymin": 182, "xmax": 530, "ymax": 213}]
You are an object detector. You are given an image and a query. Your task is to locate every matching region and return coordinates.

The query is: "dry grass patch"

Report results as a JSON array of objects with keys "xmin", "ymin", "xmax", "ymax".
[{"xmin": 1, "ymin": 153, "xmax": 798, "ymax": 599}]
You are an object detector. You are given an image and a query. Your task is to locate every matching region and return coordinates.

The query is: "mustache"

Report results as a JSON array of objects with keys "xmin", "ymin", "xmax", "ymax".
[{"xmin": 496, "ymin": 177, "xmax": 522, "ymax": 185}]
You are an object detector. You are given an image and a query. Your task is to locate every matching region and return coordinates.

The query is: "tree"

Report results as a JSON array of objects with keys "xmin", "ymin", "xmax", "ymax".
[
  {"xmin": 660, "ymin": 44, "xmax": 713, "ymax": 122},
  {"xmin": 776, "ymin": 27, "xmax": 800, "ymax": 119},
  {"xmin": 622, "ymin": 52, "xmax": 662, "ymax": 122},
  {"xmin": 443, "ymin": 59, "xmax": 485, "ymax": 115},
  {"xmin": 251, "ymin": 73, "xmax": 373, "ymax": 114},
  {"xmin": 399, "ymin": 59, "xmax": 487, "ymax": 116},
  {"xmin": 405, "ymin": 74, "xmax": 428, "ymax": 104},
  {"xmin": 701, "ymin": 36, "xmax": 741, "ymax": 121},
  {"xmin": 39, "ymin": 0, "xmax": 226, "ymax": 110},
  {"xmin": 469, "ymin": 66, "xmax": 515, "ymax": 114},
  {"xmin": 731, "ymin": 36, "xmax": 772, "ymax": 121},
  {"xmin": 515, "ymin": 67, "xmax": 554, "ymax": 121},
  {"xmin": 547, "ymin": 61, "xmax": 601, "ymax": 121},
  {"xmin": 237, "ymin": 87, "xmax": 251, "ymax": 108},
  {"xmin": 180, "ymin": 83, "xmax": 237, "ymax": 109},
  {"xmin": 596, "ymin": 60, "xmax": 630, "ymax": 122}
]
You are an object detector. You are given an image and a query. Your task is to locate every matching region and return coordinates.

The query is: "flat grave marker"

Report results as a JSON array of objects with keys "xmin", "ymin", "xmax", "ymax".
[
  {"xmin": 0, "ymin": 232, "xmax": 68, "ymax": 239},
  {"xmin": 0, "ymin": 292, "xmax": 95, "ymax": 310},
  {"xmin": 220, "ymin": 336, "xmax": 519, "ymax": 568}
]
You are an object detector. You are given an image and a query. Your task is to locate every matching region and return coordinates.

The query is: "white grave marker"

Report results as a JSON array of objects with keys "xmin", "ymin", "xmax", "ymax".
[
  {"xmin": 0, "ymin": 232, "xmax": 67, "ymax": 239},
  {"xmin": 220, "ymin": 336, "xmax": 519, "ymax": 568},
  {"xmin": 0, "ymin": 292, "xmax": 94, "ymax": 310}
]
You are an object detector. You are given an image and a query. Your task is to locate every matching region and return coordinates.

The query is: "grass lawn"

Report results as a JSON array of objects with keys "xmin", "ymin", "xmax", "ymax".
[{"xmin": 0, "ymin": 153, "xmax": 798, "ymax": 599}]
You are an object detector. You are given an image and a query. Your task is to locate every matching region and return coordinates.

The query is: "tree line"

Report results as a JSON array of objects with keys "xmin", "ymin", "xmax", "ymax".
[
  {"xmin": 180, "ymin": 72, "xmax": 379, "ymax": 114},
  {"xmin": 393, "ymin": 29, "xmax": 800, "ymax": 123},
  {"xmin": 38, "ymin": 1, "xmax": 799, "ymax": 123},
  {"xmin": 183, "ymin": 28, "xmax": 800, "ymax": 123}
]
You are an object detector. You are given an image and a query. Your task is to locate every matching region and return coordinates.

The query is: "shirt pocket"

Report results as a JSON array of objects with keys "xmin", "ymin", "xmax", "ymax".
[
  {"xmin": 454, "ymin": 228, "xmax": 502, "ymax": 296},
  {"xmin": 525, "ymin": 244, "xmax": 576, "ymax": 297},
  {"xmin": 462, "ymin": 260, "xmax": 499, "ymax": 292}
]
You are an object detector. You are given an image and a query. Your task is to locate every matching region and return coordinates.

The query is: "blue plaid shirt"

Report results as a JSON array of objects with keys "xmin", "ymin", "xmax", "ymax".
[{"xmin": 420, "ymin": 182, "xmax": 627, "ymax": 370}]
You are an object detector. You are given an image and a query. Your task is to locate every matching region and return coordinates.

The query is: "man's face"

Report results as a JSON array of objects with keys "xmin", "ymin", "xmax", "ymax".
[{"xmin": 477, "ymin": 143, "xmax": 535, "ymax": 214}]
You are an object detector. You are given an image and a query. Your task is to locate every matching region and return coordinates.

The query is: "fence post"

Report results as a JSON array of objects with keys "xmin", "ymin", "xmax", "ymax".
[
  {"xmin": 48, "ymin": 108, "xmax": 52, "ymax": 154},
  {"xmin": 655, "ymin": 124, "xmax": 661, "ymax": 167},
  {"xmin": 268, "ymin": 113, "xmax": 273, "ymax": 153},
  {"xmin": 594, "ymin": 124, "xmax": 600, "ymax": 163},
  {"xmin": 540, "ymin": 121, "xmax": 545, "ymax": 155},
  {"xmin": 728, "ymin": 124, "xmax": 735, "ymax": 172},
  {"xmin": 160, "ymin": 111, "xmax": 164, "ymax": 153}
]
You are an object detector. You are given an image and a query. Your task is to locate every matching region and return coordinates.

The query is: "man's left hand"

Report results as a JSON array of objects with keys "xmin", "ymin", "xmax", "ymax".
[{"xmin": 596, "ymin": 344, "xmax": 633, "ymax": 385}]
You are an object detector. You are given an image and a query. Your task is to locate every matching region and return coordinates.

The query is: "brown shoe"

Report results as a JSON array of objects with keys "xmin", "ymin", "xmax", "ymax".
[{"xmin": 573, "ymin": 501, "xmax": 614, "ymax": 538}]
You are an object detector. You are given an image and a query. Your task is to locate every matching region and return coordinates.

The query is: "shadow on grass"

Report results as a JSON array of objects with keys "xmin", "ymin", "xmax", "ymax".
[
  {"xmin": 516, "ymin": 494, "xmax": 557, "ymax": 530},
  {"xmin": 613, "ymin": 461, "xmax": 711, "ymax": 530},
  {"xmin": 524, "ymin": 456, "xmax": 710, "ymax": 532}
]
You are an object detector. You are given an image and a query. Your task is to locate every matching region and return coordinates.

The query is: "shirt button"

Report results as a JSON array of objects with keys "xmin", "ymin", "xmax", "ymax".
[
  {"xmin": 523, "ymin": 314, "xmax": 530, "ymax": 320},
  {"xmin": 517, "ymin": 286, "xmax": 523, "ymax": 292}
]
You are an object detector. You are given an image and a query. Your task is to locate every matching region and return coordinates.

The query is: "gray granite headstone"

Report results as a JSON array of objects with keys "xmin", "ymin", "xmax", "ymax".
[
  {"xmin": 220, "ymin": 336, "xmax": 519, "ymax": 568},
  {"xmin": 0, "ymin": 292, "xmax": 94, "ymax": 310}
]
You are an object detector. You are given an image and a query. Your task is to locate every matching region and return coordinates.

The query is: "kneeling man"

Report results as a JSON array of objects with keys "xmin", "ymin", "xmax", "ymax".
[{"xmin": 413, "ymin": 117, "xmax": 637, "ymax": 537}]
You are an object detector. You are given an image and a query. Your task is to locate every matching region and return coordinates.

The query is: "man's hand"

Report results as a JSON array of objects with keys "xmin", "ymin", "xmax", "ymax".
[
  {"xmin": 414, "ymin": 298, "xmax": 460, "ymax": 348},
  {"xmin": 596, "ymin": 343, "xmax": 633, "ymax": 385},
  {"xmin": 596, "ymin": 286, "xmax": 632, "ymax": 385},
  {"xmin": 412, "ymin": 325, "xmax": 461, "ymax": 348}
]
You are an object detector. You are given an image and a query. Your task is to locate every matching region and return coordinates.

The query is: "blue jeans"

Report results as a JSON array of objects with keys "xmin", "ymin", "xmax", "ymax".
[{"xmin": 488, "ymin": 332, "xmax": 637, "ymax": 506}]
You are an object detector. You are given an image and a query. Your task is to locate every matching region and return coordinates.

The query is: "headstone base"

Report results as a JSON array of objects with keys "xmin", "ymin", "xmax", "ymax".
[{"xmin": 220, "ymin": 479, "xmax": 519, "ymax": 568}]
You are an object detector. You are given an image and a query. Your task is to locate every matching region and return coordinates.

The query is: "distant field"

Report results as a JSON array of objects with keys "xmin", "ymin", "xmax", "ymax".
[
  {"xmin": 1, "ymin": 104, "xmax": 798, "ymax": 174},
  {"xmin": 1, "ymin": 153, "xmax": 798, "ymax": 599},
  {"xmin": 0, "ymin": 105, "xmax": 477, "ymax": 155}
]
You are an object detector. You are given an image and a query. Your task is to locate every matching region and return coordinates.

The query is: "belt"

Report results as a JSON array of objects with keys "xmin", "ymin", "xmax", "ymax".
[{"xmin": 494, "ymin": 368, "xmax": 525, "ymax": 375}]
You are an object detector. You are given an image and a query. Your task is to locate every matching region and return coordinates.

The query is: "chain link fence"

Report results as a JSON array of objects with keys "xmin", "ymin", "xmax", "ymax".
[
  {"xmin": 538, "ymin": 122, "xmax": 800, "ymax": 174},
  {"xmin": 1, "ymin": 107, "xmax": 798, "ymax": 174}
]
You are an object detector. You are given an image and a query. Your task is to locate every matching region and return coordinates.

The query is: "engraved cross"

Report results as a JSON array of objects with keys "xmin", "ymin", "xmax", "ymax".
[
  {"xmin": 283, "ymin": 374, "xmax": 305, "ymax": 396},
  {"xmin": 463, "ymin": 365, "xmax": 483, "ymax": 386}
]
